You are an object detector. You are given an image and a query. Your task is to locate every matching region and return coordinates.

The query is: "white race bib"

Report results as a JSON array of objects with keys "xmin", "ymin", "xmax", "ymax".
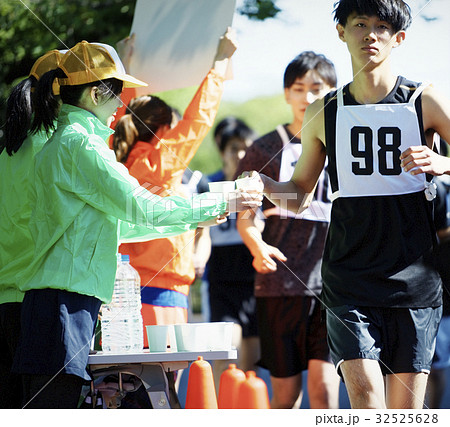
[{"xmin": 332, "ymin": 84, "xmax": 428, "ymax": 200}]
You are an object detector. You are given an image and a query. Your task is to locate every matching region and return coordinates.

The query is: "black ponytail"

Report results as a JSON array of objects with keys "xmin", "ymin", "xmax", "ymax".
[
  {"xmin": 1, "ymin": 77, "xmax": 36, "ymax": 156},
  {"xmin": 30, "ymin": 68, "xmax": 64, "ymax": 137}
]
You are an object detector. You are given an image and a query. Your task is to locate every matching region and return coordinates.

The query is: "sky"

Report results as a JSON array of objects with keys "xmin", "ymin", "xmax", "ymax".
[{"xmin": 223, "ymin": 0, "xmax": 450, "ymax": 102}]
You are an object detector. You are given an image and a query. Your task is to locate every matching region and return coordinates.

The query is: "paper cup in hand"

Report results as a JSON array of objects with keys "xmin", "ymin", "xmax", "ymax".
[
  {"xmin": 208, "ymin": 181, "xmax": 236, "ymax": 194},
  {"xmin": 235, "ymin": 176, "xmax": 263, "ymax": 192}
]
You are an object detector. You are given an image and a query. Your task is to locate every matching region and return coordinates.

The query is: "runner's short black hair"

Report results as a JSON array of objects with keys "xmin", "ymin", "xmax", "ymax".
[
  {"xmin": 333, "ymin": 0, "xmax": 412, "ymax": 32},
  {"xmin": 284, "ymin": 51, "xmax": 337, "ymax": 89}
]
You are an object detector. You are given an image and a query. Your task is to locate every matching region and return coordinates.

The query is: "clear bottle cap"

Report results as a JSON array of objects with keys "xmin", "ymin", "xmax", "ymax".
[{"xmin": 121, "ymin": 254, "xmax": 130, "ymax": 262}]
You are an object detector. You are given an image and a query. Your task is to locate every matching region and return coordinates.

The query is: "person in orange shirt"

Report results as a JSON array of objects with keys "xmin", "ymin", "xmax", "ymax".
[{"xmin": 112, "ymin": 28, "xmax": 237, "ymax": 346}]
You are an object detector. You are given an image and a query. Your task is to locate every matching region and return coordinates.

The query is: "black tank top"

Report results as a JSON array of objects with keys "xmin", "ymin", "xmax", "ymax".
[{"xmin": 321, "ymin": 76, "xmax": 442, "ymax": 309}]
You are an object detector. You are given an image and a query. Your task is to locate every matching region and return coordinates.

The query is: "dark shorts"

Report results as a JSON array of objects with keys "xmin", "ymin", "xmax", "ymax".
[
  {"xmin": 432, "ymin": 315, "xmax": 450, "ymax": 370},
  {"xmin": 208, "ymin": 280, "xmax": 258, "ymax": 337},
  {"xmin": 326, "ymin": 304, "xmax": 442, "ymax": 375},
  {"xmin": 12, "ymin": 289, "xmax": 101, "ymax": 381},
  {"xmin": 256, "ymin": 295, "xmax": 331, "ymax": 378}
]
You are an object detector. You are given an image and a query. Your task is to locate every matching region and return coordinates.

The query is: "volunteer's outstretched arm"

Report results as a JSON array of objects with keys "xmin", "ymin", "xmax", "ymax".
[{"xmin": 66, "ymin": 132, "xmax": 261, "ymax": 230}]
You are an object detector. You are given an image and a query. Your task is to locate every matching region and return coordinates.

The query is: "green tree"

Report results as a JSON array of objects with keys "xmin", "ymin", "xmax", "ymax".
[
  {"xmin": 237, "ymin": 0, "xmax": 280, "ymax": 20},
  {"xmin": 0, "ymin": 0, "xmax": 279, "ymax": 140},
  {"xmin": 0, "ymin": 0, "xmax": 136, "ymax": 137}
]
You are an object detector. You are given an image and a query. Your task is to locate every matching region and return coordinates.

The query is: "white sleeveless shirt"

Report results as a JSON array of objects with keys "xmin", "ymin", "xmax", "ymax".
[
  {"xmin": 263, "ymin": 125, "xmax": 332, "ymax": 222},
  {"xmin": 331, "ymin": 84, "xmax": 428, "ymax": 200}
]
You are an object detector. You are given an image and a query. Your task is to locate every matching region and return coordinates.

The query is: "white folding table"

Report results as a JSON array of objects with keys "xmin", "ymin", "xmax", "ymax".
[{"xmin": 87, "ymin": 349, "xmax": 237, "ymax": 408}]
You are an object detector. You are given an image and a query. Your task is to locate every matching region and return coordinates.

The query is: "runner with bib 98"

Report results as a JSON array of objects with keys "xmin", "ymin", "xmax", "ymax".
[{"xmin": 240, "ymin": 0, "xmax": 450, "ymax": 409}]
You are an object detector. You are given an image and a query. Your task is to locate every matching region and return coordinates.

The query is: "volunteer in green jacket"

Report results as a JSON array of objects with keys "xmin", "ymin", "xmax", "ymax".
[
  {"xmin": 11, "ymin": 41, "xmax": 261, "ymax": 409},
  {"xmin": 0, "ymin": 50, "xmax": 66, "ymax": 409}
]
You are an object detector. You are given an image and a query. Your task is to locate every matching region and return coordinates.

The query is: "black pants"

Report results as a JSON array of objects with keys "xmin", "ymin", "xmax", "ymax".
[
  {"xmin": 0, "ymin": 302, "xmax": 22, "ymax": 408},
  {"xmin": 22, "ymin": 373, "xmax": 84, "ymax": 409}
]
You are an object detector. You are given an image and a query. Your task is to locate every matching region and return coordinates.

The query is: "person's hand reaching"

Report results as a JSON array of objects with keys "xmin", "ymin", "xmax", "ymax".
[
  {"xmin": 252, "ymin": 243, "xmax": 287, "ymax": 274},
  {"xmin": 212, "ymin": 27, "xmax": 238, "ymax": 78},
  {"xmin": 225, "ymin": 188, "xmax": 263, "ymax": 213}
]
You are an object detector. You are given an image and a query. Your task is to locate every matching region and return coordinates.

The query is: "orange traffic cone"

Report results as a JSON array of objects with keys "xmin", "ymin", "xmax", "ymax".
[
  {"xmin": 218, "ymin": 364, "xmax": 246, "ymax": 409},
  {"xmin": 236, "ymin": 371, "xmax": 270, "ymax": 409},
  {"xmin": 185, "ymin": 356, "xmax": 218, "ymax": 409}
]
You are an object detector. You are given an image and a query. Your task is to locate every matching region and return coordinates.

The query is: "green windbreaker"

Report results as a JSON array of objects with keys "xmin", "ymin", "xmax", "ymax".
[
  {"xmin": 19, "ymin": 104, "xmax": 227, "ymax": 303},
  {"xmin": 0, "ymin": 131, "xmax": 50, "ymax": 304}
]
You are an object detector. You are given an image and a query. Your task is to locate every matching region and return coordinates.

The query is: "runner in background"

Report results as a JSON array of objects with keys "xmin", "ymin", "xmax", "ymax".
[{"xmin": 236, "ymin": 51, "xmax": 340, "ymax": 409}]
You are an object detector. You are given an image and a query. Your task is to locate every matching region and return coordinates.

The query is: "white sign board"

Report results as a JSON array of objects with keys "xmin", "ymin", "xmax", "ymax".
[{"xmin": 129, "ymin": 0, "xmax": 236, "ymax": 95}]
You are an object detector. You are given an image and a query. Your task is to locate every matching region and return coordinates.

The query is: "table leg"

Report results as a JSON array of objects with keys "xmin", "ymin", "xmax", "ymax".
[{"xmin": 90, "ymin": 364, "xmax": 171, "ymax": 409}]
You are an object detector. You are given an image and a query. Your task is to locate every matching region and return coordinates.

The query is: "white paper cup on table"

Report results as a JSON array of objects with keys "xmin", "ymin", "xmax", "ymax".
[
  {"xmin": 174, "ymin": 322, "xmax": 234, "ymax": 351},
  {"xmin": 146, "ymin": 325, "xmax": 177, "ymax": 353},
  {"xmin": 206, "ymin": 322, "xmax": 233, "ymax": 351},
  {"xmin": 208, "ymin": 181, "xmax": 236, "ymax": 194},
  {"xmin": 174, "ymin": 323, "xmax": 208, "ymax": 352}
]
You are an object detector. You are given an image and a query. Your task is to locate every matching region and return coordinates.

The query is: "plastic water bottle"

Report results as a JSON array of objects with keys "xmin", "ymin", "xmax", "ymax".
[{"xmin": 101, "ymin": 253, "xmax": 144, "ymax": 353}]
